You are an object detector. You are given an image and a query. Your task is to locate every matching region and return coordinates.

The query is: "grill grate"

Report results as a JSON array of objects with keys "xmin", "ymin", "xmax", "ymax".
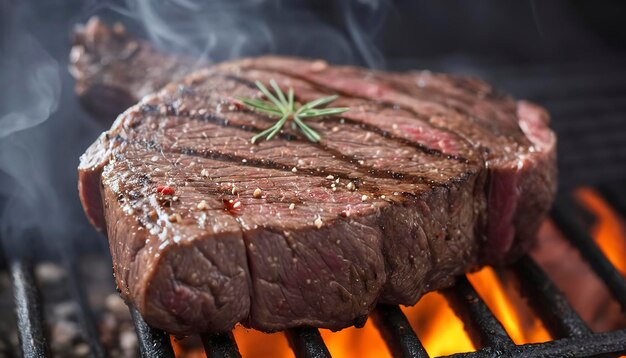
[
  {"xmin": 510, "ymin": 256, "xmax": 591, "ymax": 338},
  {"xmin": 370, "ymin": 305, "xmax": 428, "ymax": 358},
  {"xmin": 4, "ymin": 190, "xmax": 624, "ymax": 357},
  {"xmin": 10, "ymin": 260, "xmax": 47, "ymax": 358},
  {"xmin": 551, "ymin": 197, "xmax": 626, "ymax": 309}
]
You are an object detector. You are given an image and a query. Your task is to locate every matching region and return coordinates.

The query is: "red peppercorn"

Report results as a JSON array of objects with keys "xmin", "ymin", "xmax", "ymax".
[
  {"xmin": 223, "ymin": 198, "xmax": 242, "ymax": 215},
  {"xmin": 156, "ymin": 185, "xmax": 175, "ymax": 195}
]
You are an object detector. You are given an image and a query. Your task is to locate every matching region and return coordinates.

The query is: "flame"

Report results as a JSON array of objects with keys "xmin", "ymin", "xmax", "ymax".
[
  {"xmin": 320, "ymin": 320, "xmax": 390, "ymax": 357},
  {"xmin": 172, "ymin": 266, "xmax": 552, "ymax": 358},
  {"xmin": 170, "ymin": 269, "xmax": 553, "ymax": 357},
  {"xmin": 468, "ymin": 268, "xmax": 551, "ymax": 345},
  {"xmin": 232, "ymin": 326, "xmax": 291, "ymax": 358},
  {"xmin": 575, "ymin": 188, "xmax": 626, "ymax": 275},
  {"xmin": 403, "ymin": 291, "xmax": 474, "ymax": 356}
]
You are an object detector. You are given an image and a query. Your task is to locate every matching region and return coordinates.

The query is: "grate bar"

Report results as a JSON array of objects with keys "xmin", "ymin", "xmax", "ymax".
[
  {"xmin": 130, "ymin": 306, "xmax": 175, "ymax": 358},
  {"xmin": 65, "ymin": 258, "xmax": 106, "ymax": 357},
  {"xmin": 551, "ymin": 200, "xmax": 626, "ymax": 309},
  {"xmin": 510, "ymin": 256, "xmax": 591, "ymax": 338},
  {"xmin": 443, "ymin": 329, "xmax": 626, "ymax": 358},
  {"xmin": 598, "ymin": 182, "xmax": 626, "ymax": 227},
  {"xmin": 10, "ymin": 260, "xmax": 48, "ymax": 358},
  {"xmin": 371, "ymin": 304, "xmax": 429, "ymax": 358},
  {"xmin": 443, "ymin": 276, "xmax": 515, "ymax": 350},
  {"xmin": 285, "ymin": 327, "xmax": 332, "ymax": 358},
  {"xmin": 202, "ymin": 332, "xmax": 242, "ymax": 358}
]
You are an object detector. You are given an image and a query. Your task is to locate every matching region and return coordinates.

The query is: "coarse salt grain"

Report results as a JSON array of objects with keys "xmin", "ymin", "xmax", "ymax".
[
  {"xmin": 310, "ymin": 60, "xmax": 328, "ymax": 72},
  {"xmin": 197, "ymin": 200, "xmax": 208, "ymax": 210},
  {"xmin": 314, "ymin": 217, "xmax": 323, "ymax": 229},
  {"xmin": 168, "ymin": 213, "xmax": 182, "ymax": 223}
]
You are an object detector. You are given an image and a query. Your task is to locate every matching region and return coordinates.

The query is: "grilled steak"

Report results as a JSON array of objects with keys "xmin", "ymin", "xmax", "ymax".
[
  {"xmin": 70, "ymin": 17, "xmax": 202, "ymax": 120},
  {"xmin": 75, "ymin": 20, "xmax": 557, "ymax": 335}
]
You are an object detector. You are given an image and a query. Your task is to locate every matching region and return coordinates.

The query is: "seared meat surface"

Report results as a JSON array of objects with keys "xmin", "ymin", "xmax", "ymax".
[{"xmin": 75, "ymin": 19, "xmax": 556, "ymax": 335}]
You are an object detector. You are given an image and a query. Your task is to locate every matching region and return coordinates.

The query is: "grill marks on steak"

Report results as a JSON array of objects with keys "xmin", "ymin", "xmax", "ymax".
[
  {"xmin": 234, "ymin": 58, "xmax": 556, "ymax": 261},
  {"xmin": 100, "ymin": 141, "xmax": 481, "ymax": 332},
  {"xmin": 239, "ymin": 58, "xmax": 532, "ymax": 161},
  {"xmin": 218, "ymin": 68, "xmax": 479, "ymax": 161},
  {"xmin": 75, "ymin": 23, "xmax": 556, "ymax": 334},
  {"xmin": 125, "ymin": 71, "xmax": 479, "ymax": 188}
]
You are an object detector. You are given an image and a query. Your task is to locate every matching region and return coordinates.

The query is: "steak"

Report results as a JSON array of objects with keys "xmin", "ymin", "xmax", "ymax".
[{"xmin": 75, "ymin": 20, "xmax": 557, "ymax": 335}]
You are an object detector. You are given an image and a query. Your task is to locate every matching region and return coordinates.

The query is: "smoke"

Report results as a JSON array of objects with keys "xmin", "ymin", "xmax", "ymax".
[
  {"xmin": 339, "ymin": 0, "xmax": 388, "ymax": 69},
  {"xmin": 87, "ymin": 0, "xmax": 390, "ymax": 67},
  {"xmin": 0, "ymin": 0, "xmax": 63, "ymax": 258},
  {"xmin": 0, "ymin": 13, "xmax": 61, "ymax": 138}
]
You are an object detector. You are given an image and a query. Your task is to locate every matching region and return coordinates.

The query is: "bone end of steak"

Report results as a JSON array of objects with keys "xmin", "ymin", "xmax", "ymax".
[{"xmin": 70, "ymin": 16, "xmax": 199, "ymax": 119}]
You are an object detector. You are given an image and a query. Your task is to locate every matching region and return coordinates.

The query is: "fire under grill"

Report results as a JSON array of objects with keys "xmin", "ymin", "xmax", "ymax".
[{"xmin": 2, "ymin": 188, "xmax": 626, "ymax": 358}]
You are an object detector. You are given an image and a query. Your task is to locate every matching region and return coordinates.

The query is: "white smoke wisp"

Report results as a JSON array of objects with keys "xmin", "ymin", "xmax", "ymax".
[
  {"xmin": 0, "ymin": 134, "xmax": 64, "ymax": 255},
  {"xmin": 0, "ymin": 33, "xmax": 61, "ymax": 138},
  {"xmin": 88, "ymin": 0, "xmax": 390, "ymax": 66},
  {"xmin": 341, "ymin": 0, "xmax": 388, "ymax": 69},
  {"xmin": 0, "ymin": 1, "xmax": 63, "ymax": 256}
]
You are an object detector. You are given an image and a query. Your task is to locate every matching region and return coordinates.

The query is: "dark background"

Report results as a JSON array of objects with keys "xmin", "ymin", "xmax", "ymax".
[{"xmin": 0, "ymin": 0, "xmax": 625, "ymax": 257}]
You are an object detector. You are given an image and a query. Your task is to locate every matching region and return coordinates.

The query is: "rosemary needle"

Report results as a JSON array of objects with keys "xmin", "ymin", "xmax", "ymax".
[{"xmin": 236, "ymin": 79, "xmax": 349, "ymax": 143}]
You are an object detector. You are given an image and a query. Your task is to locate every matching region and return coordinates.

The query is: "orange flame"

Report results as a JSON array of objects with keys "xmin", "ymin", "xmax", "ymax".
[
  {"xmin": 232, "ymin": 327, "xmax": 291, "ymax": 358},
  {"xmin": 468, "ymin": 268, "xmax": 551, "ymax": 345},
  {"xmin": 320, "ymin": 320, "xmax": 390, "ymax": 357},
  {"xmin": 403, "ymin": 291, "xmax": 474, "ymax": 356},
  {"xmin": 172, "ymin": 266, "xmax": 552, "ymax": 358},
  {"xmin": 575, "ymin": 188, "xmax": 626, "ymax": 276}
]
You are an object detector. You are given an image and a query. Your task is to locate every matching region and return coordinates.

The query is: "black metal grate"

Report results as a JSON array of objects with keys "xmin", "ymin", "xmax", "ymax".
[{"xmin": 3, "ymin": 189, "xmax": 625, "ymax": 358}]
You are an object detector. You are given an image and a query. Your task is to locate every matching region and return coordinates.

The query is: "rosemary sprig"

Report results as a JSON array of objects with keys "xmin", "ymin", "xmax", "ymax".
[{"xmin": 236, "ymin": 80, "xmax": 349, "ymax": 143}]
